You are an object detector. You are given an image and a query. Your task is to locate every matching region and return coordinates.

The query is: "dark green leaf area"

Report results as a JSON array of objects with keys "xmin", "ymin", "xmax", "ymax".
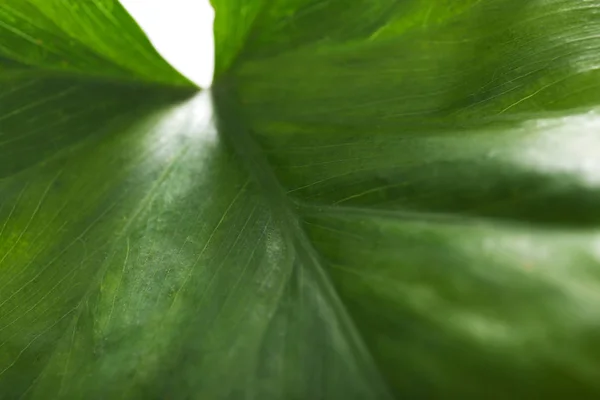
[{"xmin": 212, "ymin": 0, "xmax": 600, "ymax": 398}]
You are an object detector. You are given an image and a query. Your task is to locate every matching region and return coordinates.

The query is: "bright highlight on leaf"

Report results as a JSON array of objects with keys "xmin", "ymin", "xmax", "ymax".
[{"xmin": 2, "ymin": 0, "xmax": 600, "ymax": 399}]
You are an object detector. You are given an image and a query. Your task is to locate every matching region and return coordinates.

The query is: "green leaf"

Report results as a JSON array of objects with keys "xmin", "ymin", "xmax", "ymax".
[
  {"xmin": 216, "ymin": 0, "xmax": 600, "ymax": 397},
  {"xmin": 0, "ymin": 0, "xmax": 191, "ymax": 85},
  {"xmin": 2, "ymin": 0, "xmax": 600, "ymax": 399}
]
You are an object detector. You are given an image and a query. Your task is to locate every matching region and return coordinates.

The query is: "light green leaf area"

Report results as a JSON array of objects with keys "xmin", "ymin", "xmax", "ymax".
[
  {"xmin": 2, "ymin": 0, "xmax": 600, "ymax": 399},
  {"xmin": 0, "ymin": 0, "xmax": 190, "ymax": 85}
]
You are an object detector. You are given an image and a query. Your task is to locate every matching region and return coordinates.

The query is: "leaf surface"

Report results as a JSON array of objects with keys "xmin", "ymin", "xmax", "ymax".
[
  {"xmin": 213, "ymin": 0, "xmax": 600, "ymax": 397},
  {"xmin": 2, "ymin": 0, "xmax": 600, "ymax": 399}
]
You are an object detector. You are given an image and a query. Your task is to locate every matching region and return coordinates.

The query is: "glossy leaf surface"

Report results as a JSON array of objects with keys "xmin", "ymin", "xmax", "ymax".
[{"xmin": 2, "ymin": 0, "xmax": 600, "ymax": 399}]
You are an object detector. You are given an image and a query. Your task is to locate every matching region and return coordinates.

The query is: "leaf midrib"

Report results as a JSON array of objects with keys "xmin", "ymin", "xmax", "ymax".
[{"xmin": 211, "ymin": 79, "xmax": 395, "ymax": 399}]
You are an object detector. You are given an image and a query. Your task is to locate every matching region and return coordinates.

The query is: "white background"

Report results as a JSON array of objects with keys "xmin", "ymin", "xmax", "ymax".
[{"xmin": 120, "ymin": 0, "xmax": 215, "ymax": 88}]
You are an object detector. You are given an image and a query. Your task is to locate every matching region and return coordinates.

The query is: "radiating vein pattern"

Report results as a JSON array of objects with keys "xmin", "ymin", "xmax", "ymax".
[
  {"xmin": 227, "ymin": 0, "xmax": 600, "ymax": 229},
  {"xmin": 212, "ymin": 0, "xmax": 600, "ymax": 397},
  {"xmin": 0, "ymin": 75, "xmax": 386, "ymax": 398},
  {"xmin": 4, "ymin": 0, "xmax": 600, "ymax": 398},
  {"xmin": 0, "ymin": 82, "xmax": 276, "ymax": 396}
]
